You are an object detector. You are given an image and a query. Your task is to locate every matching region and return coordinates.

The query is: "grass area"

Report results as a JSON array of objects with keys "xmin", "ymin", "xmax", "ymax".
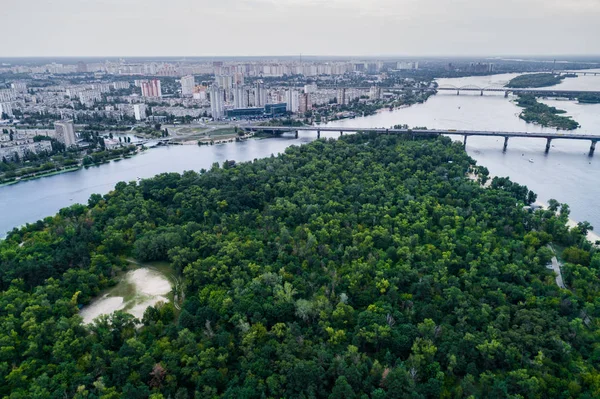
[
  {"xmin": 174, "ymin": 127, "xmax": 206, "ymax": 134},
  {"xmin": 208, "ymin": 128, "xmax": 238, "ymax": 137}
]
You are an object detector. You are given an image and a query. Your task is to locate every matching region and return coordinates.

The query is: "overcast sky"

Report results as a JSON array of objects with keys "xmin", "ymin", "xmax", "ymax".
[{"xmin": 3, "ymin": 0, "xmax": 600, "ymax": 57}]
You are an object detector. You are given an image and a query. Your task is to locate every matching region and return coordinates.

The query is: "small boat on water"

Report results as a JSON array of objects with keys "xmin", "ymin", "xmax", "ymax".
[{"xmin": 529, "ymin": 159, "xmax": 534, "ymax": 163}]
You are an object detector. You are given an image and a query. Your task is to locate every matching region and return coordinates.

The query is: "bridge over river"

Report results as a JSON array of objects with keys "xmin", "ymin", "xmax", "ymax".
[
  {"xmin": 435, "ymin": 85, "xmax": 600, "ymax": 97},
  {"xmin": 241, "ymin": 126, "xmax": 600, "ymax": 155}
]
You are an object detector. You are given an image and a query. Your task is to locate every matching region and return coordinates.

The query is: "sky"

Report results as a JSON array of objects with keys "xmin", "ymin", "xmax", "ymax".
[{"xmin": 3, "ymin": 0, "xmax": 600, "ymax": 57}]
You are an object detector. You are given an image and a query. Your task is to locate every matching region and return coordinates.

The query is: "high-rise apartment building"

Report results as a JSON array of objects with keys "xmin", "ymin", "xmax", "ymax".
[
  {"xmin": 180, "ymin": 75, "xmax": 195, "ymax": 97},
  {"xmin": 234, "ymin": 72, "xmax": 245, "ymax": 85},
  {"xmin": 210, "ymin": 85, "xmax": 224, "ymax": 120},
  {"xmin": 215, "ymin": 75, "xmax": 233, "ymax": 89},
  {"xmin": 133, "ymin": 104, "xmax": 147, "ymax": 121},
  {"xmin": 369, "ymin": 86, "xmax": 382, "ymax": 100},
  {"xmin": 11, "ymin": 82, "xmax": 27, "ymax": 93},
  {"xmin": 233, "ymin": 84, "xmax": 248, "ymax": 109},
  {"xmin": 54, "ymin": 120, "xmax": 77, "ymax": 147},
  {"xmin": 298, "ymin": 93, "xmax": 312, "ymax": 114},
  {"xmin": 337, "ymin": 88, "xmax": 346, "ymax": 105},
  {"xmin": 286, "ymin": 89, "xmax": 299, "ymax": 113},
  {"xmin": 0, "ymin": 103, "xmax": 13, "ymax": 118},
  {"xmin": 141, "ymin": 79, "xmax": 162, "ymax": 98},
  {"xmin": 255, "ymin": 82, "xmax": 267, "ymax": 107}
]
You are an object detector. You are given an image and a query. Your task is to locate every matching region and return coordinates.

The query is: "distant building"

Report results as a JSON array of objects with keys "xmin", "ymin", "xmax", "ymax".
[
  {"xmin": 180, "ymin": 75, "xmax": 195, "ymax": 97},
  {"xmin": 286, "ymin": 89, "xmax": 299, "ymax": 113},
  {"xmin": 54, "ymin": 120, "xmax": 77, "ymax": 147},
  {"xmin": 77, "ymin": 61, "xmax": 88, "ymax": 73},
  {"xmin": 225, "ymin": 107, "xmax": 264, "ymax": 119},
  {"xmin": 193, "ymin": 85, "xmax": 208, "ymax": 101},
  {"xmin": 133, "ymin": 104, "xmax": 147, "ymax": 121},
  {"xmin": 233, "ymin": 84, "xmax": 249, "ymax": 109},
  {"xmin": 397, "ymin": 61, "xmax": 419, "ymax": 70},
  {"xmin": 0, "ymin": 103, "xmax": 14, "ymax": 118},
  {"xmin": 113, "ymin": 81, "xmax": 130, "ymax": 90},
  {"xmin": 0, "ymin": 89, "xmax": 16, "ymax": 102},
  {"xmin": 141, "ymin": 79, "xmax": 162, "ymax": 98},
  {"xmin": 264, "ymin": 103, "xmax": 287, "ymax": 116},
  {"xmin": 0, "ymin": 141, "xmax": 52, "ymax": 162},
  {"xmin": 304, "ymin": 84, "xmax": 317, "ymax": 94},
  {"xmin": 298, "ymin": 93, "xmax": 312, "ymax": 114},
  {"xmin": 210, "ymin": 85, "xmax": 224, "ymax": 120},
  {"xmin": 255, "ymin": 81, "xmax": 267, "ymax": 107},
  {"xmin": 11, "ymin": 82, "xmax": 27, "ymax": 93},
  {"xmin": 234, "ymin": 72, "xmax": 245, "ymax": 85},
  {"xmin": 369, "ymin": 86, "xmax": 382, "ymax": 100},
  {"xmin": 337, "ymin": 88, "xmax": 346, "ymax": 105},
  {"xmin": 215, "ymin": 75, "xmax": 233, "ymax": 89},
  {"xmin": 468, "ymin": 63, "xmax": 494, "ymax": 73}
]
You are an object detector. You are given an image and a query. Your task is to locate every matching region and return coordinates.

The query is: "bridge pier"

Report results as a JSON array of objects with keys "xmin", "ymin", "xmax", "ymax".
[
  {"xmin": 545, "ymin": 138, "xmax": 552, "ymax": 154},
  {"xmin": 386, "ymin": 129, "xmax": 389, "ymax": 135},
  {"xmin": 317, "ymin": 130, "xmax": 321, "ymax": 139},
  {"xmin": 463, "ymin": 135, "xmax": 467, "ymax": 146},
  {"xmin": 590, "ymin": 140, "xmax": 597, "ymax": 156},
  {"xmin": 480, "ymin": 90, "xmax": 484, "ymax": 96},
  {"xmin": 295, "ymin": 131, "xmax": 298, "ymax": 139},
  {"xmin": 503, "ymin": 136, "xmax": 509, "ymax": 152},
  {"xmin": 504, "ymin": 91, "xmax": 509, "ymax": 98},
  {"xmin": 456, "ymin": 90, "xmax": 460, "ymax": 96},
  {"xmin": 340, "ymin": 131, "xmax": 343, "ymax": 136}
]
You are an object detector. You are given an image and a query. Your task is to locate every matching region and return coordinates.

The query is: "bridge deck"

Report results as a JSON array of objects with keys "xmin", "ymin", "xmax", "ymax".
[{"xmin": 241, "ymin": 126, "xmax": 600, "ymax": 141}]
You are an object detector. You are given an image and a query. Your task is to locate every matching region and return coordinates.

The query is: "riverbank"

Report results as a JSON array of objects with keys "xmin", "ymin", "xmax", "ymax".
[
  {"xmin": 467, "ymin": 170, "xmax": 599, "ymax": 246},
  {"xmin": 0, "ymin": 165, "xmax": 81, "ymax": 187},
  {"xmin": 534, "ymin": 201, "xmax": 600, "ymax": 245}
]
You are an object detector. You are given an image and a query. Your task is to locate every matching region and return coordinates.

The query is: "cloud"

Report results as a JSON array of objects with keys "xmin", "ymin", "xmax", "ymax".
[{"xmin": 1, "ymin": 0, "xmax": 599, "ymax": 56}]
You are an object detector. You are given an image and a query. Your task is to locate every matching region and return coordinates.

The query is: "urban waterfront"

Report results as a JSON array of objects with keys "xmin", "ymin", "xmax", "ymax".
[{"xmin": 2, "ymin": 71, "xmax": 600, "ymax": 237}]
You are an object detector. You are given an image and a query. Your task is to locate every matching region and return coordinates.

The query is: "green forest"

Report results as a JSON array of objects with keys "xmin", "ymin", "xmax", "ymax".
[
  {"xmin": 506, "ymin": 74, "xmax": 565, "ymax": 88},
  {"xmin": 1, "ymin": 134, "xmax": 599, "ymax": 398},
  {"xmin": 515, "ymin": 95, "xmax": 580, "ymax": 130}
]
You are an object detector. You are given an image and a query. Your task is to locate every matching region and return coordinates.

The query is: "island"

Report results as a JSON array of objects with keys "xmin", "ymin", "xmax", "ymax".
[
  {"xmin": 1, "ymin": 134, "xmax": 598, "ymax": 398},
  {"xmin": 506, "ymin": 73, "xmax": 566, "ymax": 88},
  {"xmin": 578, "ymin": 93, "xmax": 600, "ymax": 104},
  {"xmin": 516, "ymin": 94, "xmax": 580, "ymax": 130}
]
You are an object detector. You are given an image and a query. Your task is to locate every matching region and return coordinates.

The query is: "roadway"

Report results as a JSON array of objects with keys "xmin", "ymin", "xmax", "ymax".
[{"xmin": 240, "ymin": 126, "xmax": 600, "ymax": 141}]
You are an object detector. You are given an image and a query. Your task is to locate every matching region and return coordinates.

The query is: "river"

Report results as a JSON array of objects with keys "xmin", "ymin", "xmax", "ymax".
[{"xmin": 2, "ymin": 70, "xmax": 600, "ymax": 236}]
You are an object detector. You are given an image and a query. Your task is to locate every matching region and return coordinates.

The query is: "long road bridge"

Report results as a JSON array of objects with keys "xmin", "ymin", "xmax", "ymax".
[
  {"xmin": 559, "ymin": 71, "xmax": 600, "ymax": 76},
  {"xmin": 435, "ymin": 85, "xmax": 600, "ymax": 97},
  {"xmin": 316, "ymin": 85, "xmax": 600, "ymax": 98},
  {"xmin": 241, "ymin": 126, "xmax": 600, "ymax": 155}
]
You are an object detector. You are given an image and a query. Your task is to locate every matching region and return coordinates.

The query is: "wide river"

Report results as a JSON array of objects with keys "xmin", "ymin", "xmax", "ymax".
[{"xmin": 2, "ymin": 71, "xmax": 600, "ymax": 237}]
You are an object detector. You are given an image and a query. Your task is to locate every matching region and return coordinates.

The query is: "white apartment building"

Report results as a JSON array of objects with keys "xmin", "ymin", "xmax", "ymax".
[
  {"xmin": 180, "ymin": 75, "xmax": 195, "ymax": 97},
  {"xmin": 54, "ymin": 120, "xmax": 77, "ymax": 147},
  {"xmin": 210, "ymin": 85, "xmax": 224, "ymax": 120},
  {"xmin": 133, "ymin": 104, "xmax": 147, "ymax": 121},
  {"xmin": 0, "ymin": 103, "xmax": 14, "ymax": 118}
]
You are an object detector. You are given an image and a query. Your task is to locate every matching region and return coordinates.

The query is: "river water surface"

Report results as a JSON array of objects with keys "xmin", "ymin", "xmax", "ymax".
[{"xmin": 2, "ymin": 70, "xmax": 600, "ymax": 236}]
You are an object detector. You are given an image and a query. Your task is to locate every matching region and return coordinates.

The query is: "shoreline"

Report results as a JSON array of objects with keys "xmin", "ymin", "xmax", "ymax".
[
  {"xmin": 534, "ymin": 200, "xmax": 600, "ymax": 244},
  {"xmin": 467, "ymin": 169, "xmax": 599, "ymax": 245}
]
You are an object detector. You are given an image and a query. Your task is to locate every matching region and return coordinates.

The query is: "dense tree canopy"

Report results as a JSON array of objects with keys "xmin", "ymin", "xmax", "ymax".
[{"xmin": 0, "ymin": 133, "xmax": 599, "ymax": 398}]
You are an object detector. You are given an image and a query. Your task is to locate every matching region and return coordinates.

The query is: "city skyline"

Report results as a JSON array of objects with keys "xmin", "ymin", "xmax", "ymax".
[{"xmin": 4, "ymin": 0, "xmax": 600, "ymax": 57}]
